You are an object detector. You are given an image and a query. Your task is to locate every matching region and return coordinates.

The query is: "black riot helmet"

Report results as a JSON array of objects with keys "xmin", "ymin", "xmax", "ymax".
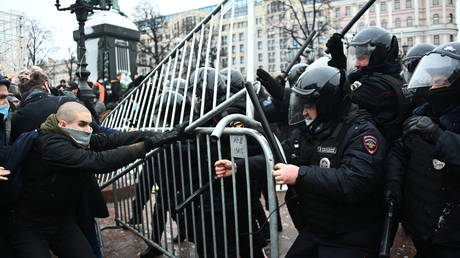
[
  {"xmin": 289, "ymin": 66, "xmax": 345, "ymax": 125},
  {"xmin": 347, "ymin": 27, "xmax": 399, "ymax": 74},
  {"xmin": 408, "ymin": 42, "xmax": 460, "ymax": 116},
  {"xmin": 189, "ymin": 67, "xmax": 226, "ymax": 113},
  {"xmin": 220, "ymin": 68, "xmax": 245, "ymax": 94},
  {"xmin": 402, "ymin": 43, "xmax": 436, "ymax": 82},
  {"xmin": 287, "ymin": 63, "xmax": 308, "ymax": 86}
]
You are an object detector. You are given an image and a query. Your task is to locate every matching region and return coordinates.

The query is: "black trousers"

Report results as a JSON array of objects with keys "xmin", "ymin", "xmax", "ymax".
[
  {"xmin": 286, "ymin": 229, "xmax": 379, "ymax": 258},
  {"xmin": 414, "ymin": 241, "xmax": 460, "ymax": 258},
  {"xmin": 8, "ymin": 212, "xmax": 95, "ymax": 258}
]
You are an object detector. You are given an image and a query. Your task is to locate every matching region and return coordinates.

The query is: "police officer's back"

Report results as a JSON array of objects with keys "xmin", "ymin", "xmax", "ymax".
[
  {"xmin": 386, "ymin": 42, "xmax": 460, "ymax": 257},
  {"xmin": 271, "ymin": 66, "xmax": 388, "ymax": 257}
]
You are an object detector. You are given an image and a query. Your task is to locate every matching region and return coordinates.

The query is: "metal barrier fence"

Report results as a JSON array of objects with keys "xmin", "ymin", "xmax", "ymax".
[
  {"xmin": 103, "ymin": 123, "xmax": 278, "ymax": 258},
  {"xmin": 97, "ymin": 0, "xmax": 281, "ymax": 257}
]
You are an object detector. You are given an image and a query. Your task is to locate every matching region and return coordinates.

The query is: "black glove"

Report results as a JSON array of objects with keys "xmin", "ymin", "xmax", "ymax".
[
  {"xmin": 256, "ymin": 69, "xmax": 285, "ymax": 101},
  {"xmin": 326, "ymin": 33, "xmax": 347, "ymax": 70},
  {"xmin": 144, "ymin": 122, "xmax": 191, "ymax": 151},
  {"xmin": 403, "ymin": 116, "xmax": 443, "ymax": 143}
]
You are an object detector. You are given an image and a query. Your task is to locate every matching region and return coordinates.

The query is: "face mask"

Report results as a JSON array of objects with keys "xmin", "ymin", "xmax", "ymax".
[
  {"xmin": 61, "ymin": 127, "xmax": 92, "ymax": 147},
  {"xmin": 98, "ymin": 80, "xmax": 104, "ymax": 83},
  {"xmin": 0, "ymin": 105, "xmax": 9, "ymax": 121},
  {"xmin": 305, "ymin": 119, "xmax": 313, "ymax": 126},
  {"xmin": 428, "ymin": 87, "xmax": 460, "ymax": 116}
]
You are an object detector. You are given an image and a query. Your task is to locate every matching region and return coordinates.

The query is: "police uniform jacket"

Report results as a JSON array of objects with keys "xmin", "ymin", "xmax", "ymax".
[{"xmin": 386, "ymin": 104, "xmax": 460, "ymax": 246}]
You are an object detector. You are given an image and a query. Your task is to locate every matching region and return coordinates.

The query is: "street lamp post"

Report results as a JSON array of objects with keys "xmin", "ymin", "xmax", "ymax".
[{"xmin": 55, "ymin": 0, "xmax": 112, "ymax": 99}]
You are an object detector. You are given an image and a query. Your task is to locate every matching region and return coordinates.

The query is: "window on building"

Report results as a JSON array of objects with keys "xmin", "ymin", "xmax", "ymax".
[
  {"xmin": 370, "ymin": 5, "xmax": 375, "ymax": 12},
  {"xmin": 448, "ymin": 0, "xmax": 453, "ymax": 4},
  {"xmin": 268, "ymin": 40, "xmax": 275, "ymax": 51},
  {"xmin": 240, "ymin": 67, "xmax": 245, "ymax": 75},
  {"xmin": 256, "ymin": 18, "xmax": 263, "ymax": 25},
  {"xmin": 258, "ymin": 53, "xmax": 263, "ymax": 62},
  {"xmin": 395, "ymin": 18, "xmax": 401, "ymax": 28},
  {"xmin": 240, "ymin": 44, "xmax": 244, "ymax": 53},
  {"xmin": 381, "ymin": 20, "xmax": 388, "ymax": 29},
  {"xmin": 232, "ymin": 33, "xmax": 236, "ymax": 42},
  {"xmin": 258, "ymin": 41, "xmax": 263, "ymax": 50},
  {"xmin": 240, "ymin": 56, "xmax": 245, "ymax": 64},
  {"xmin": 432, "ymin": 0, "xmax": 439, "ymax": 5},
  {"xmin": 381, "ymin": 2, "xmax": 386, "ymax": 11},
  {"xmin": 257, "ymin": 29, "xmax": 262, "ymax": 38},
  {"xmin": 450, "ymin": 35, "xmax": 455, "ymax": 42},
  {"xmin": 370, "ymin": 20, "xmax": 376, "ymax": 26},
  {"xmin": 232, "ymin": 45, "xmax": 236, "ymax": 54},
  {"xmin": 345, "ymin": 6, "xmax": 351, "ymax": 16},
  {"xmin": 407, "ymin": 16, "xmax": 413, "ymax": 26},
  {"xmin": 434, "ymin": 35, "xmax": 440, "ymax": 45},
  {"xmin": 406, "ymin": 0, "xmax": 412, "ymax": 8},
  {"xmin": 433, "ymin": 14, "xmax": 440, "ymax": 24},
  {"xmin": 335, "ymin": 8, "xmax": 340, "ymax": 17},
  {"xmin": 268, "ymin": 52, "xmax": 276, "ymax": 63},
  {"xmin": 239, "ymin": 33, "xmax": 244, "ymax": 41},
  {"xmin": 449, "ymin": 13, "xmax": 454, "ymax": 23},
  {"xmin": 222, "ymin": 35, "xmax": 227, "ymax": 45},
  {"xmin": 232, "ymin": 57, "xmax": 236, "ymax": 65},
  {"xmin": 394, "ymin": 0, "xmax": 400, "ymax": 9},
  {"xmin": 407, "ymin": 37, "xmax": 413, "ymax": 47}
]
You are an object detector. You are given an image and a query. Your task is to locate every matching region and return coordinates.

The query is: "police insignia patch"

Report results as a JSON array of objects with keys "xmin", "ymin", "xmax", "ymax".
[
  {"xmin": 363, "ymin": 135, "xmax": 378, "ymax": 154},
  {"xmin": 350, "ymin": 81, "xmax": 362, "ymax": 91},
  {"xmin": 432, "ymin": 159, "xmax": 446, "ymax": 170},
  {"xmin": 319, "ymin": 157, "xmax": 330, "ymax": 168}
]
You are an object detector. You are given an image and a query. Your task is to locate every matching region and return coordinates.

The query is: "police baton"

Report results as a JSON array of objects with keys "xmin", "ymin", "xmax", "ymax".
[
  {"xmin": 325, "ymin": 0, "xmax": 377, "ymax": 53},
  {"xmin": 283, "ymin": 30, "xmax": 317, "ymax": 78},
  {"xmin": 379, "ymin": 190, "xmax": 396, "ymax": 258},
  {"xmin": 245, "ymin": 81, "xmax": 286, "ymax": 163}
]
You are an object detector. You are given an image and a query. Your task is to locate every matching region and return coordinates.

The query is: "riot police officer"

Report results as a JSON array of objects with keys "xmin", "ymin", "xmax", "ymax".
[
  {"xmin": 217, "ymin": 66, "xmax": 388, "ymax": 257},
  {"xmin": 386, "ymin": 42, "xmax": 460, "ymax": 257},
  {"xmin": 327, "ymin": 27, "xmax": 406, "ymax": 141},
  {"xmin": 401, "ymin": 43, "xmax": 436, "ymax": 109}
]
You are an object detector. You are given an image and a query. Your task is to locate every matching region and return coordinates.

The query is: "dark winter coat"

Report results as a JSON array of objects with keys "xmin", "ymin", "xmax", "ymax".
[{"xmin": 16, "ymin": 130, "xmax": 149, "ymax": 221}]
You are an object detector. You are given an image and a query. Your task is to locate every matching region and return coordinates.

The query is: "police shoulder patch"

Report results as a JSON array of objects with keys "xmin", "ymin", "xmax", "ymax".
[
  {"xmin": 363, "ymin": 135, "xmax": 378, "ymax": 154},
  {"xmin": 350, "ymin": 81, "xmax": 362, "ymax": 91}
]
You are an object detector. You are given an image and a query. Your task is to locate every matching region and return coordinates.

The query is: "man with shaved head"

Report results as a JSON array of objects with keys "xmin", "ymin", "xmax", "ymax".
[{"xmin": 7, "ymin": 101, "xmax": 189, "ymax": 258}]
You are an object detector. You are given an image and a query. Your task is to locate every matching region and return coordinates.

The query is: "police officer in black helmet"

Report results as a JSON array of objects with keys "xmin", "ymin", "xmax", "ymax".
[
  {"xmin": 402, "ymin": 43, "xmax": 436, "ymax": 109},
  {"xmin": 386, "ymin": 42, "xmax": 460, "ymax": 257},
  {"xmin": 327, "ymin": 27, "xmax": 406, "ymax": 141},
  {"xmin": 271, "ymin": 66, "xmax": 388, "ymax": 257}
]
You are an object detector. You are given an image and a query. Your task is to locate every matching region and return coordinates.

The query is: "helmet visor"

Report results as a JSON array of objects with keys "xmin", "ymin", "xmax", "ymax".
[
  {"xmin": 346, "ymin": 44, "xmax": 376, "ymax": 74},
  {"xmin": 408, "ymin": 53, "xmax": 460, "ymax": 89},
  {"xmin": 288, "ymin": 89, "xmax": 318, "ymax": 125}
]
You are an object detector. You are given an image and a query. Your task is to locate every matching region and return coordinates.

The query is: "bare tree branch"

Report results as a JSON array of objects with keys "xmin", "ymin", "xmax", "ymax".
[{"xmin": 26, "ymin": 19, "xmax": 54, "ymax": 67}]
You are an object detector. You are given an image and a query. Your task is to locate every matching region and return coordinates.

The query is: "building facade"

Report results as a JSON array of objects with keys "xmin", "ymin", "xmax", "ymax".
[{"xmin": 137, "ymin": 0, "xmax": 457, "ymax": 76}]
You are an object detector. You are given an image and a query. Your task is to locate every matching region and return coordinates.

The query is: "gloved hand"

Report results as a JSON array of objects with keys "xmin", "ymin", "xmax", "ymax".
[
  {"xmin": 326, "ymin": 33, "xmax": 347, "ymax": 70},
  {"xmin": 144, "ymin": 122, "xmax": 191, "ymax": 151},
  {"xmin": 257, "ymin": 69, "xmax": 285, "ymax": 101},
  {"xmin": 403, "ymin": 116, "xmax": 443, "ymax": 143}
]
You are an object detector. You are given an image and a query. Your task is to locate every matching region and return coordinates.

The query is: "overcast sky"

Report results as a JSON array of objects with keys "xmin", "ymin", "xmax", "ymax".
[{"xmin": 3, "ymin": 0, "xmax": 221, "ymax": 59}]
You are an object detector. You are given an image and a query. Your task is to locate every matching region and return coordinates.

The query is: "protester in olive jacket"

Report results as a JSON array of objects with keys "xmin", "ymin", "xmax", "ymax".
[{"xmin": 8, "ymin": 102, "xmax": 188, "ymax": 258}]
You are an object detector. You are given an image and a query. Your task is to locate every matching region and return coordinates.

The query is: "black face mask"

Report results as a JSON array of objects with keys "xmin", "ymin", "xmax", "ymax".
[{"xmin": 428, "ymin": 87, "xmax": 460, "ymax": 116}]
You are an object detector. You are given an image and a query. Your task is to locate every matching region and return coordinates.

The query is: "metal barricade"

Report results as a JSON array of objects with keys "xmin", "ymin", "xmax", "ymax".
[
  {"xmin": 103, "ymin": 122, "xmax": 278, "ymax": 258},
  {"xmin": 97, "ymin": 0, "xmax": 281, "ymax": 256}
]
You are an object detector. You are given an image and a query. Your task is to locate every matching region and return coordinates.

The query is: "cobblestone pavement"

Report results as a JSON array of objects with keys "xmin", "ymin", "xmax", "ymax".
[{"xmin": 100, "ymin": 191, "xmax": 416, "ymax": 258}]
